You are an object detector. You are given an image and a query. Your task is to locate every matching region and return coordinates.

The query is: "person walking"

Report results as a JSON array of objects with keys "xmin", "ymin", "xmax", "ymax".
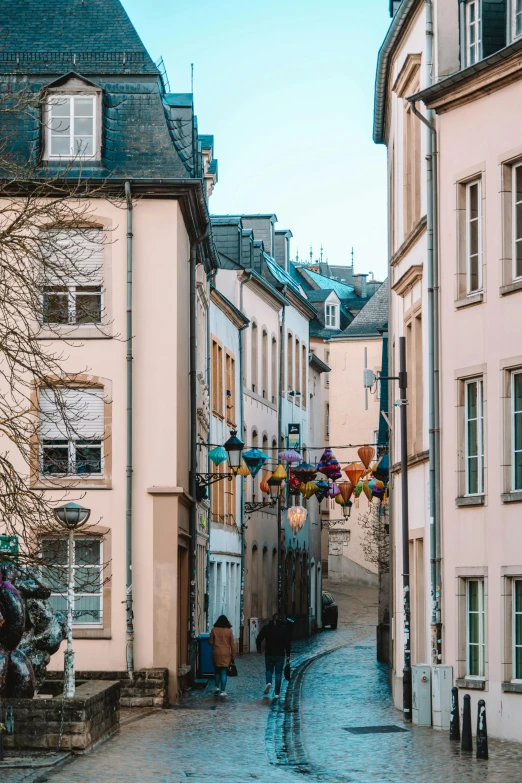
[
  {"xmin": 256, "ymin": 613, "xmax": 291, "ymax": 699},
  {"xmin": 209, "ymin": 615, "xmax": 236, "ymax": 697}
]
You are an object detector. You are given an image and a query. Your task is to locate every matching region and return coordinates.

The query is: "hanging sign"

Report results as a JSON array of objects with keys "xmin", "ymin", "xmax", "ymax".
[{"xmin": 288, "ymin": 423, "xmax": 300, "ymax": 449}]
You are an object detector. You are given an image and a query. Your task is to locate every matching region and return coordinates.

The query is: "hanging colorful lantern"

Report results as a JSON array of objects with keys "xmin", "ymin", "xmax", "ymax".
[
  {"xmin": 288, "ymin": 473, "xmax": 302, "ymax": 496},
  {"xmin": 208, "ymin": 445, "xmax": 228, "ymax": 466},
  {"xmin": 293, "ymin": 462, "xmax": 317, "ymax": 482},
  {"xmin": 315, "ymin": 480, "xmax": 330, "ymax": 502},
  {"xmin": 237, "ymin": 459, "xmax": 251, "ymax": 478},
  {"xmin": 374, "ymin": 453, "xmax": 390, "ymax": 483},
  {"xmin": 278, "ymin": 449, "xmax": 302, "ymax": 464},
  {"xmin": 358, "ymin": 445, "xmax": 375, "ymax": 470},
  {"xmin": 362, "ymin": 481, "xmax": 373, "ymax": 502},
  {"xmin": 317, "ymin": 448, "xmax": 342, "ymax": 480},
  {"xmin": 343, "ymin": 462, "xmax": 365, "ymax": 487},
  {"xmin": 354, "ymin": 480, "xmax": 364, "ymax": 498},
  {"xmin": 260, "ymin": 470, "xmax": 272, "ymax": 495},
  {"xmin": 301, "ymin": 481, "xmax": 318, "ymax": 499},
  {"xmin": 242, "ymin": 448, "xmax": 269, "ymax": 478},
  {"xmin": 272, "ymin": 463, "xmax": 287, "ymax": 481},
  {"xmin": 334, "ymin": 493, "xmax": 345, "ymax": 506},
  {"xmin": 372, "ymin": 479, "xmax": 385, "ymax": 499},
  {"xmin": 287, "ymin": 506, "xmax": 307, "ymax": 534},
  {"xmin": 328, "ymin": 482, "xmax": 341, "ymax": 499},
  {"xmin": 338, "ymin": 482, "xmax": 354, "ymax": 505}
]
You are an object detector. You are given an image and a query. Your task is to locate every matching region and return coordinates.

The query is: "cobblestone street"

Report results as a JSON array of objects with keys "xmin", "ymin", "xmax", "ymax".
[{"xmin": 3, "ymin": 581, "xmax": 522, "ymax": 783}]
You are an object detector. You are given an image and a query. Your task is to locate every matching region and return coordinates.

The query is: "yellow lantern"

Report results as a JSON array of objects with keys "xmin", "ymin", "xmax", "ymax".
[
  {"xmin": 272, "ymin": 463, "xmax": 287, "ymax": 481},
  {"xmin": 237, "ymin": 460, "xmax": 250, "ymax": 478}
]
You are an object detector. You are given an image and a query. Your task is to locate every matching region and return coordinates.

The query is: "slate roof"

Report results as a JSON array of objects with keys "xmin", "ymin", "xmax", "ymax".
[
  {"xmin": 305, "ymin": 290, "xmax": 337, "ymax": 304},
  {"xmin": 0, "ymin": 0, "xmax": 157, "ymax": 75},
  {"xmin": 336, "ymin": 281, "xmax": 388, "ymax": 338},
  {"xmin": 0, "ymin": 0, "xmax": 198, "ymax": 179},
  {"xmin": 300, "ymin": 268, "xmax": 355, "ymax": 298}
]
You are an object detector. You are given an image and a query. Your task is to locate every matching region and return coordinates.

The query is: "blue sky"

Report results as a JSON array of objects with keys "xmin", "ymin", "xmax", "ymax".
[{"xmin": 122, "ymin": 0, "xmax": 391, "ymax": 279}]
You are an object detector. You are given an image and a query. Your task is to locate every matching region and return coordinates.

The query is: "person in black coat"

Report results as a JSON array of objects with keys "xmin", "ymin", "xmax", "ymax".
[{"xmin": 256, "ymin": 613, "xmax": 291, "ymax": 699}]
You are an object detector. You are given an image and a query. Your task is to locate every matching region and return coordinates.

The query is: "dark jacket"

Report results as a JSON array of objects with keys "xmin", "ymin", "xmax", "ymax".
[{"xmin": 256, "ymin": 620, "xmax": 291, "ymax": 657}]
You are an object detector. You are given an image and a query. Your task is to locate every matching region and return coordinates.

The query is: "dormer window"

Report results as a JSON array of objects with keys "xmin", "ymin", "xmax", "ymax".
[
  {"xmin": 48, "ymin": 95, "xmax": 95, "ymax": 158},
  {"xmin": 44, "ymin": 76, "xmax": 102, "ymax": 161},
  {"xmin": 514, "ymin": 0, "xmax": 522, "ymax": 39},
  {"xmin": 325, "ymin": 303, "xmax": 339, "ymax": 329},
  {"xmin": 466, "ymin": 0, "xmax": 482, "ymax": 65}
]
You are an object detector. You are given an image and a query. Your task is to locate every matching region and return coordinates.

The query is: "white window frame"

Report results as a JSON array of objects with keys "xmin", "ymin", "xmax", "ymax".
[
  {"xmin": 47, "ymin": 94, "xmax": 97, "ymax": 159},
  {"xmin": 512, "ymin": 163, "xmax": 522, "ymax": 281},
  {"xmin": 514, "ymin": 0, "xmax": 522, "ymax": 40},
  {"xmin": 466, "ymin": 578, "xmax": 485, "ymax": 678},
  {"xmin": 465, "ymin": 179, "xmax": 482, "ymax": 294},
  {"xmin": 513, "ymin": 579, "xmax": 522, "ymax": 681},
  {"xmin": 42, "ymin": 284, "xmax": 102, "ymax": 326},
  {"xmin": 512, "ymin": 371, "xmax": 522, "ymax": 491},
  {"xmin": 466, "ymin": 0, "xmax": 482, "ymax": 66},
  {"xmin": 325, "ymin": 303, "xmax": 339, "ymax": 329},
  {"xmin": 464, "ymin": 378, "xmax": 484, "ymax": 496},
  {"xmin": 42, "ymin": 536, "xmax": 103, "ymax": 628}
]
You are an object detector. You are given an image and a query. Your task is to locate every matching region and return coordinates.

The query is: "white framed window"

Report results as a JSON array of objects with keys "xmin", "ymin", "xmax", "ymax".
[
  {"xmin": 41, "ymin": 229, "xmax": 104, "ymax": 325},
  {"xmin": 512, "ymin": 164, "xmax": 522, "ymax": 281},
  {"xmin": 47, "ymin": 95, "xmax": 96, "ymax": 158},
  {"xmin": 325, "ymin": 350, "xmax": 330, "ymax": 387},
  {"xmin": 466, "ymin": 180, "xmax": 482, "ymax": 294},
  {"xmin": 513, "ymin": 371, "xmax": 522, "ymax": 491},
  {"xmin": 40, "ymin": 388, "xmax": 104, "ymax": 476},
  {"xmin": 325, "ymin": 403, "xmax": 330, "ymax": 439},
  {"xmin": 465, "ymin": 378, "xmax": 484, "ymax": 495},
  {"xmin": 514, "ymin": 0, "xmax": 522, "ymax": 39},
  {"xmin": 325, "ymin": 303, "xmax": 339, "ymax": 329},
  {"xmin": 466, "ymin": 578, "xmax": 485, "ymax": 677},
  {"xmin": 513, "ymin": 579, "xmax": 522, "ymax": 680},
  {"xmin": 466, "ymin": 0, "xmax": 482, "ymax": 66},
  {"xmin": 41, "ymin": 537, "xmax": 103, "ymax": 626}
]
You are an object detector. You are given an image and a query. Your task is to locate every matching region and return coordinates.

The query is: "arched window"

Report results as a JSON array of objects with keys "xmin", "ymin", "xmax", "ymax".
[
  {"xmin": 251, "ymin": 321, "xmax": 258, "ymax": 393},
  {"xmin": 271, "ymin": 336, "xmax": 278, "ymax": 404},
  {"xmin": 287, "ymin": 330, "xmax": 293, "ymax": 391},
  {"xmin": 295, "ymin": 337, "xmax": 301, "ymax": 400},
  {"xmin": 302, "ymin": 343, "xmax": 307, "ymax": 409}
]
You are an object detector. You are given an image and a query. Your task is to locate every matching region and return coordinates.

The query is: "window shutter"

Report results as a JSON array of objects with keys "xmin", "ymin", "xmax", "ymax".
[
  {"xmin": 41, "ymin": 229, "xmax": 103, "ymax": 286},
  {"xmin": 40, "ymin": 388, "xmax": 104, "ymax": 440}
]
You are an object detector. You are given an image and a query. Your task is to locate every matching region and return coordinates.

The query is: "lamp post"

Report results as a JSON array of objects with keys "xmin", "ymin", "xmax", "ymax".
[
  {"xmin": 224, "ymin": 430, "xmax": 244, "ymax": 475},
  {"xmin": 53, "ymin": 502, "xmax": 91, "ymax": 698}
]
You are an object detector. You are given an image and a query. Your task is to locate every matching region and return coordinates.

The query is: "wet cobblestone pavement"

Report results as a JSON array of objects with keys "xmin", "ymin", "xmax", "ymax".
[{"xmin": 2, "ymin": 582, "xmax": 522, "ymax": 783}]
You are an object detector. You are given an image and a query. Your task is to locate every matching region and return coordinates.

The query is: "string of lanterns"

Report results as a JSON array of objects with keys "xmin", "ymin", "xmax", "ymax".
[{"xmin": 207, "ymin": 433, "xmax": 390, "ymax": 537}]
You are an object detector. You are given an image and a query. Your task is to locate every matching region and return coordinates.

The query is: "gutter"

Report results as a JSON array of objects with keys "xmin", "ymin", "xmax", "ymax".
[
  {"xmin": 373, "ymin": 0, "xmax": 421, "ymax": 144},
  {"xmin": 238, "ymin": 273, "xmax": 252, "ymax": 654},
  {"xmin": 124, "ymin": 181, "xmax": 134, "ymax": 675}
]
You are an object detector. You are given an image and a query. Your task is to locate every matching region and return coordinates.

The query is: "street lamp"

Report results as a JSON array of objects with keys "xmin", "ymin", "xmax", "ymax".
[
  {"xmin": 342, "ymin": 502, "xmax": 353, "ymax": 519},
  {"xmin": 53, "ymin": 502, "xmax": 91, "ymax": 698},
  {"xmin": 267, "ymin": 476, "xmax": 282, "ymax": 503},
  {"xmin": 224, "ymin": 430, "xmax": 244, "ymax": 475}
]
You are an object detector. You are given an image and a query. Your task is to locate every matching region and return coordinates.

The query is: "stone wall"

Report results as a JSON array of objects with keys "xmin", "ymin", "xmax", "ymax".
[
  {"xmin": 45, "ymin": 668, "xmax": 169, "ymax": 708},
  {"xmin": 5, "ymin": 680, "xmax": 120, "ymax": 752}
]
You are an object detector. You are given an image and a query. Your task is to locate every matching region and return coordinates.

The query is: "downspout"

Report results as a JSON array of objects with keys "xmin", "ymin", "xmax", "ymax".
[
  {"xmin": 124, "ymin": 180, "xmax": 134, "ymax": 675},
  {"xmin": 189, "ymin": 226, "xmax": 210, "ymax": 672},
  {"xmin": 409, "ymin": 0, "xmax": 442, "ymax": 666},
  {"xmin": 278, "ymin": 287, "xmax": 288, "ymax": 615},
  {"xmin": 238, "ymin": 273, "xmax": 251, "ymax": 654},
  {"xmin": 205, "ymin": 270, "xmax": 215, "ymax": 632}
]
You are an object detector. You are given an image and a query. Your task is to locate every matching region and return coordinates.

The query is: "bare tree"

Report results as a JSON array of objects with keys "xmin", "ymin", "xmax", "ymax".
[{"xmin": 0, "ymin": 77, "xmax": 112, "ymax": 573}]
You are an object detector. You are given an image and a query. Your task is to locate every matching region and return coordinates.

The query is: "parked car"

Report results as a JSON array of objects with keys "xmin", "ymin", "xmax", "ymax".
[{"xmin": 322, "ymin": 591, "xmax": 338, "ymax": 629}]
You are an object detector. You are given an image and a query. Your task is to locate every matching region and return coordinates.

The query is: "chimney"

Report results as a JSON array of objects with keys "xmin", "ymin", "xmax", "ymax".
[{"xmin": 353, "ymin": 273, "xmax": 368, "ymax": 299}]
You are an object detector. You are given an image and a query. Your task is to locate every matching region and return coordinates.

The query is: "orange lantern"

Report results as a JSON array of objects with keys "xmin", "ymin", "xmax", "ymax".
[
  {"xmin": 338, "ymin": 482, "xmax": 354, "ymax": 505},
  {"xmin": 343, "ymin": 462, "xmax": 365, "ymax": 487},
  {"xmin": 260, "ymin": 470, "xmax": 272, "ymax": 495},
  {"xmin": 358, "ymin": 446, "xmax": 375, "ymax": 469}
]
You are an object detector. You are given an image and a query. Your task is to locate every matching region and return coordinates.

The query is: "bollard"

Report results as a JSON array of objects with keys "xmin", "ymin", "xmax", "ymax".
[
  {"xmin": 476, "ymin": 699, "xmax": 488, "ymax": 760},
  {"xmin": 461, "ymin": 693, "xmax": 472, "ymax": 751},
  {"xmin": 450, "ymin": 686, "xmax": 460, "ymax": 741}
]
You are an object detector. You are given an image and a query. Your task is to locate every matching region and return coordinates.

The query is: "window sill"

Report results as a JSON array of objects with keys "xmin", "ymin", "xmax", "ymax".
[
  {"xmin": 455, "ymin": 292, "xmax": 484, "ymax": 309},
  {"xmin": 502, "ymin": 681, "xmax": 522, "ymax": 693},
  {"xmin": 34, "ymin": 479, "xmax": 112, "ymax": 490},
  {"xmin": 73, "ymin": 628, "xmax": 111, "ymax": 640},
  {"xmin": 456, "ymin": 678, "xmax": 486, "ymax": 690},
  {"xmin": 500, "ymin": 279, "xmax": 522, "ymax": 297},
  {"xmin": 456, "ymin": 495, "xmax": 485, "ymax": 507},
  {"xmin": 501, "ymin": 491, "xmax": 522, "ymax": 504}
]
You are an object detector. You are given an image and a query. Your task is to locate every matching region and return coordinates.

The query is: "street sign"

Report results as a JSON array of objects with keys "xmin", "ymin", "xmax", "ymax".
[
  {"xmin": 0, "ymin": 536, "xmax": 18, "ymax": 556},
  {"xmin": 288, "ymin": 423, "xmax": 300, "ymax": 449}
]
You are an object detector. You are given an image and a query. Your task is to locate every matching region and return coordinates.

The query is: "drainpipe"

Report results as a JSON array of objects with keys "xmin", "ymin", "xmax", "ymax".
[
  {"xmin": 124, "ymin": 181, "xmax": 134, "ymax": 675},
  {"xmin": 205, "ymin": 270, "xmax": 215, "ymax": 633},
  {"xmin": 278, "ymin": 287, "xmax": 288, "ymax": 614},
  {"xmin": 189, "ymin": 227, "xmax": 210, "ymax": 673},
  {"xmin": 408, "ymin": 0, "xmax": 442, "ymax": 667},
  {"xmin": 238, "ymin": 273, "xmax": 251, "ymax": 654}
]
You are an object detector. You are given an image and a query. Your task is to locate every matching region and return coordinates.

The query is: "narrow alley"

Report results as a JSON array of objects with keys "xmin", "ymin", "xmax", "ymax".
[{"xmin": 3, "ymin": 583, "xmax": 522, "ymax": 783}]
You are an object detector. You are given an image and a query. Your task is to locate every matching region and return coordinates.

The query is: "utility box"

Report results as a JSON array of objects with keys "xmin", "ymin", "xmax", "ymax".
[
  {"xmin": 197, "ymin": 633, "xmax": 214, "ymax": 676},
  {"xmin": 412, "ymin": 664, "xmax": 432, "ymax": 726},
  {"xmin": 249, "ymin": 618, "xmax": 259, "ymax": 654},
  {"xmin": 432, "ymin": 665, "xmax": 453, "ymax": 730}
]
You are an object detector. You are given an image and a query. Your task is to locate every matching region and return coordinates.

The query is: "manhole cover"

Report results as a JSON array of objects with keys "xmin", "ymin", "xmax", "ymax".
[{"xmin": 343, "ymin": 725, "xmax": 409, "ymax": 734}]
